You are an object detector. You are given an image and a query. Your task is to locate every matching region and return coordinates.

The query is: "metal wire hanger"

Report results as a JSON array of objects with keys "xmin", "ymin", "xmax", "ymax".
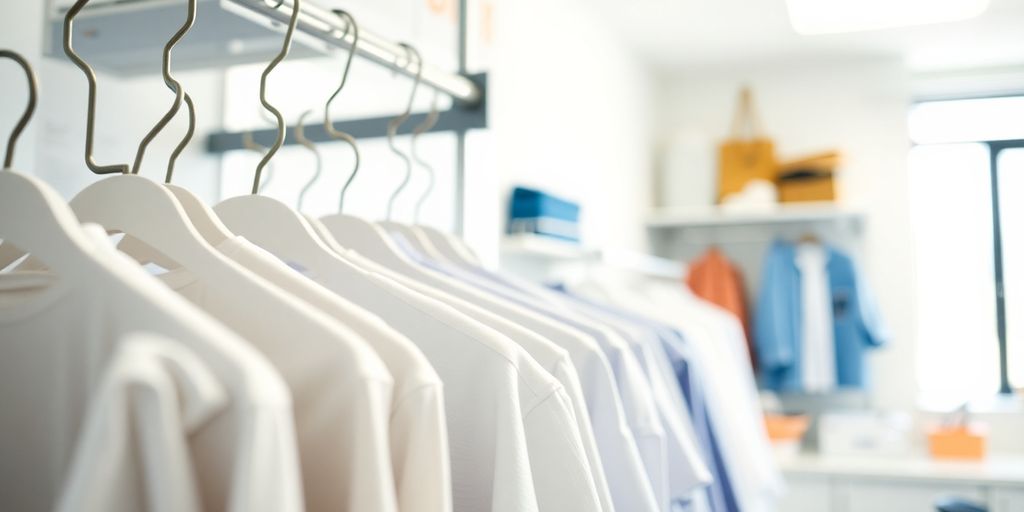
[
  {"xmin": 0, "ymin": 50, "xmax": 37, "ymax": 171},
  {"xmin": 384, "ymin": 43, "xmax": 423, "ymax": 221},
  {"xmin": 62, "ymin": 0, "xmax": 128, "ymax": 175},
  {"xmin": 323, "ymin": 9, "xmax": 360, "ymax": 212},
  {"xmin": 130, "ymin": 0, "xmax": 196, "ymax": 177},
  {"xmin": 403, "ymin": 91, "xmax": 484, "ymax": 268},
  {"xmin": 249, "ymin": 0, "xmax": 302, "ymax": 194},
  {"xmin": 411, "ymin": 92, "xmax": 440, "ymax": 223},
  {"xmin": 294, "ymin": 109, "xmax": 322, "ymax": 211}
]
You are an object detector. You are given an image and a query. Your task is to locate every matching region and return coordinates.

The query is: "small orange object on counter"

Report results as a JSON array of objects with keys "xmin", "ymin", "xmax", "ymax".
[
  {"xmin": 928, "ymin": 426, "xmax": 987, "ymax": 460},
  {"xmin": 765, "ymin": 414, "xmax": 810, "ymax": 443}
]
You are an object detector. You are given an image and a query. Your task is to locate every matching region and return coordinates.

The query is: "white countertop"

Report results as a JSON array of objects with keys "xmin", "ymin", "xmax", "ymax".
[{"xmin": 779, "ymin": 453, "xmax": 1024, "ymax": 486}]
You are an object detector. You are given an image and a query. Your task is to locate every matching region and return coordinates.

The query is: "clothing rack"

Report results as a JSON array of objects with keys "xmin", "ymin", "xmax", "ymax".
[{"xmin": 45, "ymin": 0, "xmax": 485, "ymax": 232}]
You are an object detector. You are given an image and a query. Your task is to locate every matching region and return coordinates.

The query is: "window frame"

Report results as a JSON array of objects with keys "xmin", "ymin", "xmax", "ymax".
[
  {"xmin": 911, "ymin": 94, "xmax": 1024, "ymax": 395},
  {"xmin": 986, "ymin": 138, "xmax": 1023, "ymax": 394}
]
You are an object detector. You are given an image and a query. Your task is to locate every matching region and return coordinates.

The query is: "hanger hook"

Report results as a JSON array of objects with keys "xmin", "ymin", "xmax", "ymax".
[
  {"xmin": 242, "ymin": 130, "xmax": 274, "ymax": 192},
  {"xmin": 251, "ymin": 0, "xmax": 302, "ymax": 195},
  {"xmin": 324, "ymin": 9, "xmax": 361, "ymax": 213},
  {"xmin": 166, "ymin": 95, "xmax": 196, "ymax": 183},
  {"xmin": 0, "ymin": 50, "xmax": 38, "ymax": 170},
  {"xmin": 295, "ymin": 110, "xmax": 321, "ymax": 211},
  {"xmin": 131, "ymin": 0, "xmax": 196, "ymax": 176},
  {"xmin": 411, "ymin": 92, "xmax": 440, "ymax": 223},
  {"xmin": 63, "ymin": 0, "xmax": 129, "ymax": 175},
  {"xmin": 384, "ymin": 43, "xmax": 423, "ymax": 221}
]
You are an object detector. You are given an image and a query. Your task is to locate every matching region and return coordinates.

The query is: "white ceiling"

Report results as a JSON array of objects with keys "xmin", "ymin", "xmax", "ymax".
[{"xmin": 592, "ymin": 0, "xmax": 1024, "ymax": 73}]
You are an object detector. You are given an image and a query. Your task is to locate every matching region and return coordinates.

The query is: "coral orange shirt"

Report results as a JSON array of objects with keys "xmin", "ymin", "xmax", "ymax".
[{"xmin": 686, "ymin": 247, "xmax": 756, "ymax": 370}]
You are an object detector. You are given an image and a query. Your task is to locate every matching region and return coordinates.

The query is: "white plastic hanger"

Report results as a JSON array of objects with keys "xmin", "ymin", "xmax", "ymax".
[
  {"xmin": 114, "ymin": 0, "xmax": 235, "ymax": 265},
  {"xmin": 212, "ymin": 2, "xmax": 367, "ymax": 271},
  {"xmin": 55, "ymin": 0, "xmax": 241, "ymax": 275},
  {"xmin": 0, "ymin": 49, "xmax": 105, "ymax": 279},
  {"xmin": 317, "ymin": 42, "xmax": 436, "ymax": 266},
  {"xmin": 0, "ymin": 1, "xmax": 206, "ymax": 272}
]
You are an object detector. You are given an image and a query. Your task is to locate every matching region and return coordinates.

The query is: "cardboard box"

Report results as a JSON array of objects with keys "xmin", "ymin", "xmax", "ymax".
[
  {"xmin": 778, "ymin": 175, "xmax": 835, "ymax": 203},
  {"xmin": 928, "ymin": 426, "xmax": 987, "ymax": 460}
]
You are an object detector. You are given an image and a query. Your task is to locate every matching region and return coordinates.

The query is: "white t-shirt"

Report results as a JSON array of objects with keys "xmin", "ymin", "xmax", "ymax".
[
  {"xmin": 0, "ymin": 227, "xmax": 302, "ymax": 512},
  {"xmin": 56, "ymin": 333, "xmax": 227, "ymax": 512},
  {"xmin": 384, "ymin": 259, "xmax": 660, "ymax": 512},
  {"xmin": 221, "ymin": 232, "xmax": 599, "ymax": 511},
  {"xmin": 216, "ymin": 237, "xmax": 451, "ymax": 512},
  {"xmin": 422, "ymin": 263, "xmax": 669, "ymax": 512},
  {"xmin": 353, "ymin": 259, "xmax": 606, "ymax": 512},
  {"xmin": 795, "ymin": 243, "xmax": 836, "ymax": 392},
  {"xmin": 153, "ymin": 240, "xmax": 397, "ymax": 512},
  {"xmin": 551, "ymin": 294, "xmax": 714, "ymax": 508}
]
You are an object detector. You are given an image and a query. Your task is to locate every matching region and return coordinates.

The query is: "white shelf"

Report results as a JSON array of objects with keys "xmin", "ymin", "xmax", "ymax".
[
  {"xmin": 500, "ymin": 235, "xmax": 586, "ymax": 260},
  {"xmin": 647, "ymin": 203, "xmax": 864, "ymax": 229}
]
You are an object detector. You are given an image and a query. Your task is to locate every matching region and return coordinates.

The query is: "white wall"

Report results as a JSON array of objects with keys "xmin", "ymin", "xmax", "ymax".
[
  {"xmin": 656, "ymin": 58, "xmax": 919, "ymax": 409},
  {"xmin": 484, "ymin": 0, "xmax": 656, "ymax": 261}
]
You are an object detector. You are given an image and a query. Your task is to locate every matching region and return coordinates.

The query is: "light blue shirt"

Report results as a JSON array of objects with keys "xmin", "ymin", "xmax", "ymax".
[{"xmin": 754, "ymin": 240, "xmax": 888, "ymax": 391}]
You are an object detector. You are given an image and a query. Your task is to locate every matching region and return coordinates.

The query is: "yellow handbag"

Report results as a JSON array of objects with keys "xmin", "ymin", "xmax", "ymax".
[{"xmin": 717, "ymin": 87, "xmax": 777, "ymax": 202}]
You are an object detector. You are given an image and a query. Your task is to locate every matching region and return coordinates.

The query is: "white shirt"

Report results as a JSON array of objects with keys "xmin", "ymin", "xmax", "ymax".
[
  {"xmin": 549, "ymin": 293, "xmax": 714, "ymax": 508},
  {"xmin": 353, "ymin": 259, "xmax": 606, "ymax": 512},
  {"xmin": 382, "ymin": 258, "xmax": 660, "ymax": 512},
  {"xmin": 578, "ymin": 276, "xmax": 784, "ymax": 512},
  {"xmin": 57, "ymin": 333, "xmax": 227, "ymax": 512},
  {"xmin": 154, "ymin": 239, "xmax": 397, "ymax": 512},
  {"xmin": 0, "ymin": 226, "xmax": 301, "ymax": 512},
  {"xmin": 260, "ymin": 240, "xmax": 603, "ymax": 512},
  {"xmin": 215, "ymin": 237, "xmax": 451, "ymax": 512},
  {"xmin": 794, "ymin": 243, "xmax": 836, "ymax": 392},
  {"xmin": 423, "ymin": 265, "xmax": 668, "ymax": 512}
]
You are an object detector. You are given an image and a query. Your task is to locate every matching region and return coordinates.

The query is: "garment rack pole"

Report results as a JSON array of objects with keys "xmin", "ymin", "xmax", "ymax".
[
  {"xmin": 453, "ymin": 0, "xmax": 470, "ymax": 235},
  {"xmin": 225, "ymin": 0, "xmax": 481, "ymax": 106}
]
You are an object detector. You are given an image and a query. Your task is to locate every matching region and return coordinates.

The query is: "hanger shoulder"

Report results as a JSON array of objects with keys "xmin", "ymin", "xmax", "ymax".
[
  {"xmin": 69, "ymin": 174, "xmax": 220, "ymax": 269},
  {"xmin": 378, "ymin": 221, "xmax": 443, "ymax": 260},
  {"xmin": 0, "ymin": 171, "xmax": 101, "ymax": 275},
  {"xmin": 214, "ymin": 195, "xmax": 336, "ymax": 265},
  {"xmin": 319, "ymin": 213, "xmax": 414, "ymax": 266},
  {"xmin": 166, "ymin": 185, "xmax": 233, "ymax": 246},
  {"xmin": 418, "ymin": 225, "xmax": 481, "ymax": 267}
]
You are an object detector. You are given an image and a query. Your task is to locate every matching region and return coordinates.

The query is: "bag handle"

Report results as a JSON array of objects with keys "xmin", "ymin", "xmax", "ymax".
[{"xmin": 729, "ymin": 86, "xmax": 764, "ymax": 140}]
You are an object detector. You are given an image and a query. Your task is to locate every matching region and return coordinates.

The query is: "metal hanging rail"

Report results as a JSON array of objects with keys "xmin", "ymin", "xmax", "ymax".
[
  {"xmin": 225, "ymin": 0, "xmax": 482, "ymax": 107},
  {"xmin": 206, "ymin": 72, "xmax": 486, "ymax": 152},
  {"xmin": 206, "ymin": 0, "xmax": 488, "ymax": 153}
]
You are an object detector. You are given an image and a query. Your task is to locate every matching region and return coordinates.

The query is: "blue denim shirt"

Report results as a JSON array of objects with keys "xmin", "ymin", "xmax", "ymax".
[{"xmin": 754, "ymin": 240, "xmax": 888, "ymax": 391}]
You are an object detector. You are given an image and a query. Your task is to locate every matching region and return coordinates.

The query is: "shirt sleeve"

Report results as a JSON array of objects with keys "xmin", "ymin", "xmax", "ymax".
[
  {"xmin": 57, "ymin": 333, "xmax": 228, "ymax": 512},
  {"xmin": 389, "ymin": 383, "xmax": 453, "ymax": 512},
  {"xmin": 523, "ymin": 388, "xmax": 605, "ymax": 512}
]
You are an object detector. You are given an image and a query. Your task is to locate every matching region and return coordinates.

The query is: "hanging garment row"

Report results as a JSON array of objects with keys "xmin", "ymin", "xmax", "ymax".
[{"xmin": 0, "ymin": 1, "xmax": 782, "ymax": 511}]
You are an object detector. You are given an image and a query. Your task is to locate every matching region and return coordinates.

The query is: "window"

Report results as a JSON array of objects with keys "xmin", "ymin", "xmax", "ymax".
[{"xmin": 909, "ymin": 96, "xmax": 1024, "ymax": 404}]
